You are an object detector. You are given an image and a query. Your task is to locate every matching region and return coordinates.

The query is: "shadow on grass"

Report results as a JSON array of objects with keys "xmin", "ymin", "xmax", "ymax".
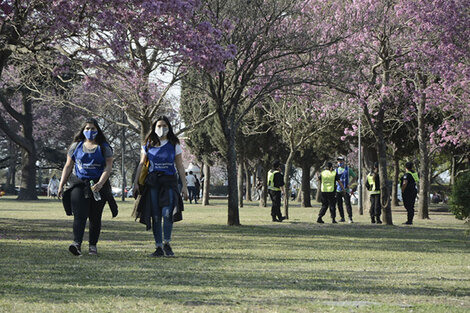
[
  {"xmin": 0, "ymin": 215, "xmax": 469, "ymax": 307},
  {"xmin": 0, "ymin": 218, "xmax": 468, "ymax": 253},
  {"xmin": 1, "ymin": 239, "xmax": 469, "ymax": 305}
]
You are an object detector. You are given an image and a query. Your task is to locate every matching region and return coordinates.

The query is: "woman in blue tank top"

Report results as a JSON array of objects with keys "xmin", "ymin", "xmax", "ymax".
[
  {"xmin": 58, "ymin": 118, "xmax": 114, "ymax": 256},
  {"xmin": 133, "ymin": 116, "xmax": 188, "ymax": 257}
]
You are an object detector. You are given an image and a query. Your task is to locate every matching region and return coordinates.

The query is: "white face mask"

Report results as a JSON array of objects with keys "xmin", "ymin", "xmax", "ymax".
[{"xmin": 155, "ymin": 127, "xmax": 169, "ymax": 138}]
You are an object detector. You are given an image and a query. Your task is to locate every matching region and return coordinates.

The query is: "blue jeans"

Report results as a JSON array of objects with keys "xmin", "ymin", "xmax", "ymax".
[
  {"xmin": 188, "ymin": 186, "xmax": 197, "ymax": 203},
  {"xmin": 149, "ymin": 186, "xmax": 174, "ymax": 247}
]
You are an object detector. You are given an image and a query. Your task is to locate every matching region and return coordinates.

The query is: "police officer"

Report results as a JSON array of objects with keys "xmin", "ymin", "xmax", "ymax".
[
  {"xmin": 335, "ymin": 156, "xmax": 356, "ymax": 223},
  {"xmin": 267, "ymin": 160, "xmax": 285, "ymax": 222},
  {"xmin": 317, "ymin": 162, "xmax": 346, "ymax": 224},
  {"xmin": 400, "ymin": 162, "xmax": 419, "ymax": 225},
  {"xmin": 366, "ymin": 162, "xmax": 382, "ymax": 224}
]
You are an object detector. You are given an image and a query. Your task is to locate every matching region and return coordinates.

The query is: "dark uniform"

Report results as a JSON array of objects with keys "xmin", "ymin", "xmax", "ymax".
[
  {"xmin": 400, "ymin": 170, "xmax": 419, "ymax": 224},
  {"xmin": 268, "ymin": 169, "xmax": 285, "ymax": 222}
]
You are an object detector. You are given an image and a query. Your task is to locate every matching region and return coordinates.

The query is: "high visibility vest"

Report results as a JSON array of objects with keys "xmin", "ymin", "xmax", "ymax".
[
  {"xmin": 407, "ymin": 170, "xmax": 419, "ymax": 184},
  {"xmin": 268, "ymin": 170, "xmax": 281, "ymax": 191},
  {"xmin": 321, "ymin": 170, "xmax": 336, "ymax": 192},
  {"xmin": 367, "ymin": 174, "xmax": 380, "ymax": 194}
]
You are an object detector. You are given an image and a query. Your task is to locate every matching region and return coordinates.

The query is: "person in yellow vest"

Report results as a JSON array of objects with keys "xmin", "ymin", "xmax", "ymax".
[
  {"xmin": 365, "ymin": 162, "xmax": 382, "ymax": 224},
  {"xmin": 267, "ymin": 160, "xmax": 285, "ymax": 222},
  {"xmin": 400, "ymin": 161, "xmax": 419, "ymax": 225},
  {"xmin": 317, "ymin": 162, "xmax": 346, "ymax": 224}
]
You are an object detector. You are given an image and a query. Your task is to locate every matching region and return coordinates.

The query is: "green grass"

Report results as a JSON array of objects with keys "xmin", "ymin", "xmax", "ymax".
[{"xmin": 0, "ymin": 196, "xmax": 469, "ymax": 312}]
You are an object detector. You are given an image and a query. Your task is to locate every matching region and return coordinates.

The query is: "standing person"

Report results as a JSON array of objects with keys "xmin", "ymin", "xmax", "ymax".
[
  {"xmin": 400, "ymin": 161, "xmax": 419, "ymax": 225},
  {"xmin": 186, "ymin": 170, "xmax": 197, "ymax": 204},
  {"xmin": 194, "ymin": 173, "xmax": 200, "ymax": 202},
  {"xmin": 366, "ymin": 162, "xmax": 382, "ymax": 224},
  {"xmin": 335, "ymin": 156, "xmax": 356, "ymax": 223},
  {"xmin": 267, "ymin": 160, "xmax": 285, "ymax": 222},
  {"xmin": 317, "ymin": 162, "xmax": 346, "ymax": 224},
  {"xmin": 133, "ymin": 116, "xmax": 188, "ymax": 257},
  {"xmin": 58, "ymin": 118, "xmax": 115, "ymax": 256},
  {"xmin": 48, "ymin": 175, "xmax": 59, "ymax": 199}
]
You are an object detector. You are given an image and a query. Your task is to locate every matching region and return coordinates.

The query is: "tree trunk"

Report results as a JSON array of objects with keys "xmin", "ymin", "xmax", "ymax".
[
  {"xmin": 283, "ymin": 150, "xmax": 294, "ymax": 219},
  {"xmin": 450, "ymin": 155, "xmax": 456, "ymax": 186},
  {"xmin": 17, "ymin": 147, "xmax": 38, "ymax": 200},
  {"xmin": 202, "ymin": 163, "xmax": 210, "ymax": 205},
  {"xmin": 238, "ymin": 161, "xmax": 244, "ymax": 208},
  {"xmin": 5, "ymin": 139, "xmax": 17, "ymax": 193},
  {"xmin": 17, "ymin": 96, "xmax": 38, "ymax": 200},
  {"xmin": 300, "ymin": 161, "xmax": 312, "ymax": 207},
  {"xmin": 417, "ymin": 92, "xmax": 430, "ymax": 219},
  {"xmin": 252, "ymin": 169, "xmax": 258, "ymax": 201},
  {"xmin": 315, "ymin": 171, "xmax": 321, "ymax": 203},
  {"xmin": 224, "ymin": 122, "xmax": 240, "ymax": 225},
  {"xmin": 259, "ymin": 165, "xmax": 267, "ymax": 207},
  {"xmin": 245, "ymin": 163, "xmax": 252, "ymax": 201},
  {"xmin": 391, "ymin": 154, "xmax": 400, "ymax": 207},
  {"xmin": 376, "ymin": 135, "xmax": 392, "ymax": 225}
]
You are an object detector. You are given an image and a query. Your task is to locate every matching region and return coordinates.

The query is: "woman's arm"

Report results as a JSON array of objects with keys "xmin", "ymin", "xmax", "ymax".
[
  {"xmin": 58, "ymin": 155, "xmax": 74, "ymax": 198},
  {"xmin": 93, "ymin": 157, "xmax": 113, "ymax": 192},
  {"xmin": 175, "ymin": 153, "xmax": 188, "ymax": 200},
  {"xmin": 132, "ymin": 151, "xmax": 147, "ymax": 195}
]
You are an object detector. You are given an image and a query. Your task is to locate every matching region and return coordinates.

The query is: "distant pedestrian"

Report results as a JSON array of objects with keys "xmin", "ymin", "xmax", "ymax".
[
  {"xmin": 186, "ymin": 170, "xmax": 197, "ymax": 204},
  {"xmin": 58, "ymin": 118, "xmax": 116, "ymax": 256},
  {"xmin": 335, "ymin": 156, "xmax": 356, "ymax": 223},
  {"xmin": 48, "ymin": 175, "xmax": 59, "ymax": 199},
  {"xmin": 400, "ymin": 162, "xmax": 419, "ymax": 225},
  {"xmin": 194, "ymin": 173, "xmax": 200, "ymax": 201},
  {"xmin": 366, "ymin": 162, "xmax": 382, "ymax": 224},
  {"xmin": 317, "ymin": 162, "xmax": 346, "ymax": 224},
  {"xmin": 267, "ymin": 160, "xmax": 285, "ymax": 222}
]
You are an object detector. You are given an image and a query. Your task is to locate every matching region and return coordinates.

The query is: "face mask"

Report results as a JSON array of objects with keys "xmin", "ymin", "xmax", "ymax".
[
  {"xmin": 83, "ymin": 130, "xmax": 98, "ymax": 140},
  {"xmin": 155, "ymin": 127, "xmax": 169, "ymax": 138}
]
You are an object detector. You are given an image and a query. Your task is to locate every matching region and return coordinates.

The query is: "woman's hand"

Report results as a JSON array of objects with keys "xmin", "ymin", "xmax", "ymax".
[
  {"xmin": 181, "ymin": 187, "xmax": 189, "ymax": 201},
  {"xmin": 91, "ymin": 181, "xmax": 104, "ymax": 192},
  {"xmin": 132, "ymin": 184, "xmax": 140, "ymax": 198},
  {"xmin": 58, "ymin": 185, "xmax": 64, "ymax": 199}
]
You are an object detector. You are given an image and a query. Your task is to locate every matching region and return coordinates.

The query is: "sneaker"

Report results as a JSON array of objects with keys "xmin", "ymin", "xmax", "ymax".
[
  {"xmin": 339, "ymin": 218, "xmax": 346, "ymax": 222},
  {"xmin": 348, "ymin": 218, "xmax": 353, "ymax": 224},
  {"xmin": 371, "ymin": 217, "xmax": 376, "ymax": 224},
  {"xmin": 89, "ymin": 245, "xmax": 98, "ymax": 256},
  {"xmin": 69, "ymin": 242, "xmax": 82, "ymax": 256},
  {"xmin": 332, "ymin": 219, "xmax": 337, "ymax": 224},
  {"xmin": 376, "ymin": 218, "xmax": 382, "ymax": 224},
  {"xmin": 163, "ymin": 243, "xmax": 175, "ymax": 257},
  {"xmin": 403, "ymin": 221, "xmax": 413, "ymax": 225},
  {"xmin": 317, "ymin": 217, "xmax": 324, "ymax": 224},
  {"xmin": 280, "ymin": 216, "xmax": 287, "ymax": 221},
  {"xmin": 150, "ymin": 247, "xmax": 164, "ymax": 257},
  {"xmin": 272, "ymin": 219, "xmax": 281, "ymax": 222}
]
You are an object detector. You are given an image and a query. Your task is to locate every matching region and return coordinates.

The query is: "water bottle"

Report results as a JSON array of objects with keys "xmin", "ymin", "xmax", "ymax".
[{"xmin": 90, "ymin": 180, "xmax": 101, "ymax": 201}]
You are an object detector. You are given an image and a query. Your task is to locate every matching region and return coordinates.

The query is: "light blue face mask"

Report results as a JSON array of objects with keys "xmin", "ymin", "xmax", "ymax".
[{"xmin": 83, "ymin": 130, "xmax": 98, "ymax": 140}]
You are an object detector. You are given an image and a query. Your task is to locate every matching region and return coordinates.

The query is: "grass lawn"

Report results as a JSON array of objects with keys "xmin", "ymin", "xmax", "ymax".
[{"xmin": 0, "ymin": 196, "xmax": 469, "ymax": 313}]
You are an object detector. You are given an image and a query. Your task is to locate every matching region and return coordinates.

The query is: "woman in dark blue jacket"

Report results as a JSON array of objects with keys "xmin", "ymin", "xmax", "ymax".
[
  {"xmin": 58, "ymin": 118, "xmax": 114, "ymax": 256},
  {"xmin": 133, "ymin": 116, "xmax": 188, "ymax": 257}
]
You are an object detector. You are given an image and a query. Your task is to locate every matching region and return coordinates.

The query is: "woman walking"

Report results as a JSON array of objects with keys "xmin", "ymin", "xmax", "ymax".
[
  {"xmin": 133, "ymin": 116, "xmax": 188, "ymax": 257},
  {"xmin": 58, "ymin": 118, "xmax": 115, "ymax": 256}
]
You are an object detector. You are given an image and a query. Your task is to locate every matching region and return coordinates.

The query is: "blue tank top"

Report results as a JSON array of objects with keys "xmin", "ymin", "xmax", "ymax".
[
  {"xmin": 72, "ymin": 141, "xmax": 106, "ymax": 180},
  {"xmin": 145, "ymin": 142, "xmax": 176, "ymax": 176},
  {"xmin": 336, "ymin": 166, "xmax": 349, "ymax": 191}
]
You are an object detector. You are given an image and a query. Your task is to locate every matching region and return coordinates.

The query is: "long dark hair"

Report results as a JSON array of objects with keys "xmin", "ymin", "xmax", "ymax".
[
  {"xmin": 73, "ymin": 118, "xmax": 108, "ymax": 145},
  {"xmin": 144, "ymin": 115, "xmax": 180, "ymax": 147}
]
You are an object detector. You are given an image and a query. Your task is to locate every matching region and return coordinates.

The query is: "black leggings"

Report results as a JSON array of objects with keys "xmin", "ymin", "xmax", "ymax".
[{"xmin": 70, "ymin": 185, "xmax": 106, "ymax": 246}]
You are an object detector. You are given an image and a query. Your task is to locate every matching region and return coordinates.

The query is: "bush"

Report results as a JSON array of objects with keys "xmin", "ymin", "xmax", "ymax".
[{"xmin": 450, "ymin": 171, "xmax": 470, "ymax": 232}]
